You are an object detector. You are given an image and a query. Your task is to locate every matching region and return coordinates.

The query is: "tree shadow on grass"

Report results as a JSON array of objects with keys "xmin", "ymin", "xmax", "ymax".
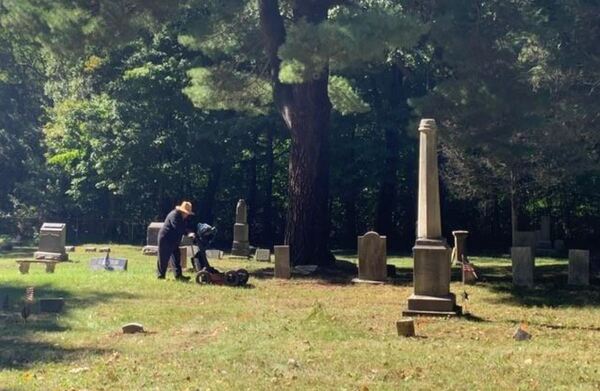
[
  {"xmin": 251, "ymin": 258, "xmax": 416, "ymax": 286},
  {"xmin": 0, "ymin": 282, "xmax": 135, "ymax": 370},
  {"xmin": 474, "ymin": 264, "xmax": 600, "ymax": 308},
  {"xmin": 0, "ymin": 246, "xmax": 36, "ymax": 259}
]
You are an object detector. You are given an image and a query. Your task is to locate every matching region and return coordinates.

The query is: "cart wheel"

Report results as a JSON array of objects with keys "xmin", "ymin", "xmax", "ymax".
[
  {"xmin": 236, "ymin": 269, "xmax": 249, "ymax": 285},
  {"xmin": 196, "ymin": 271, "xmax": 211, "ymax": 285},
  {"xmin": 224, "ymin": 270, "xmax": 240, "ymax": 286}
]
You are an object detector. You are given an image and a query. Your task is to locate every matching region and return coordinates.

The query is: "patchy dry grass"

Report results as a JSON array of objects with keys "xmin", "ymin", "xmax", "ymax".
[{"xmin": 1, "ymin": 245, "xmax": 599, "ymax": 390}]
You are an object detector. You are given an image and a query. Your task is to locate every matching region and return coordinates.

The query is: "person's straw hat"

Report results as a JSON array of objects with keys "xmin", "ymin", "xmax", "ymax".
[{"xmin": 175, "ymin": 201, "xmax": 195, "ymax": 215}]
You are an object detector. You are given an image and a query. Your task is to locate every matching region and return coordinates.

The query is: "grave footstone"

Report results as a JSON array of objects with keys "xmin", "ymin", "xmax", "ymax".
[
  {"xmin": 403, "ymin": 119, "xmax": 460, "ymax": 316},
  {"xmin": 99, "ymin": 247, "xmax": 111, "ymax": 253},
  {"xmin": 255, "ymin": 248, "xmax": 271, "ymax": 262},
  {"xmin": 396, "ymin": 318, "xmax": 416, "ymax": 337},
  {"xmin": 85, "ymin": 247, "xmax": 97, "ymax": 252},
  {"xmin": 34, "ymin": 223, "xmax": 68, "ymax": 261},
  {"xmin": 355, "ymin": 231, "xmax": 387, "ymax": 283},
  {"xmin": 274, "ymin": 245, "xmax": 291, "ymax": 279},
  {"xmin": 231, "ymin": 199, "xmax": 250, "ymax": 257},
  {"xmin": 568, "ymin": 249, "xmax": 589, "ymax": 286},
  {"xmin": 511, "ymin": 247, "xmax": 534, "ymax": 288},
  {"xmin": 122, "ymin": 323, "xmax": 144, "ymax": 334},
  {"xmin": 65, "ymin": 246, "xmax": 75, "ymax": 252}
]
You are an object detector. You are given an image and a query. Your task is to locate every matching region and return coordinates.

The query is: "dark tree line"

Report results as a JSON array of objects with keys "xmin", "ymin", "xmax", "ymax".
[{"xmin": 0, "ymin": 1, "xmax": 598, "ymax": 259}]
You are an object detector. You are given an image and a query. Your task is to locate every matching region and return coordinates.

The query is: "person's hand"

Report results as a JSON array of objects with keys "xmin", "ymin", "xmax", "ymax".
[{"xmin": 187, "ymin": 232, "xmax": 195, "ymax": 238}]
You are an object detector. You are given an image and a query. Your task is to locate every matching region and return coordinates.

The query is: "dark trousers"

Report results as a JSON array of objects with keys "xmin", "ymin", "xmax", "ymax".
[{"xmin": 157, "ymin": 237, "xmax": 182, "ymax": 277}]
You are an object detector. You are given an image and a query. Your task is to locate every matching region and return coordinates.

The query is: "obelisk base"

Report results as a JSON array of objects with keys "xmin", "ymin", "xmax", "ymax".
[
  {"xmin": 403, "ymin": 294, "xmax": 461, "ymax": 317},
  {"xmin": 402, "ymin": 239, "xmax": 461, "ymax": 316}
]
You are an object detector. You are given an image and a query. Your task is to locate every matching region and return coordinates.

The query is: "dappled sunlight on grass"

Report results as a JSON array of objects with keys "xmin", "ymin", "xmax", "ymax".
[{"xmin": 1, "ymin": 245, "xmax": 599, "ymax": 389}]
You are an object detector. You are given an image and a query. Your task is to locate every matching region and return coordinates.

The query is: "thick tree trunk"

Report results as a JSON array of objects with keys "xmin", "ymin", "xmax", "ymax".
[
  {"xmin": 259, "ymin": 0, "xmax": 333, "ymax": 266},
  {"xmin": 373, "ymin": 66, "xmax": 408, "ymax": 245},
  {"xmin": 510, "ymin": 169, "xmax": 519, "ymax": 245},
  {"xmin": 285, "ymin": 77, "xmax": 332, "ymax": 265},
  {"xmin": 262, "ymin": 126, "xmax": 275, "ymax": 247},
  {"xmin": 374, "ymin": 125, "xmax": 400, "ymax": 237}
]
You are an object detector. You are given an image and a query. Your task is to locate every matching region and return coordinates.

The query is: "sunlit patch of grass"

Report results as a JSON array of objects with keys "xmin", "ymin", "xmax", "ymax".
[{"xmin": 1, "ymin": 245, "xmax": 599, "ymax": 389}]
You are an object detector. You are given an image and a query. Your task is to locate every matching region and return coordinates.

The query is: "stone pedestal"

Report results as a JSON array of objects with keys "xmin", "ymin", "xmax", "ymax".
[
  {"xmin": 568, "ymin": 249, "xmax": 589, "ymax": 286},
  {"xmin": 274, "ymin": 245, "xmax": 291, "ymax": 279},
  {"xmin": 34, "ymin": 223, "xmax": 68, "ymax": 261},
  {"xmin": 403, "ymin": 119, "xmax": 459, "ymax": 317},
  {"xmin": 511, "ymin": 247, "xmax": 534, "ymax": 288},
  {"xmin": 355, "ymin": 231, "xmax": 387, "ymax": 282},
  {"xmin": 231, "ymin": 199, "xmax": 250, "ymax": 257}
]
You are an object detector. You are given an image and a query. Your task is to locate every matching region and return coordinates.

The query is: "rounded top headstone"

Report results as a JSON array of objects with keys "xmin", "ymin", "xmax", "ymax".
[{"xmin": 418, "ymin": 119, "xmax": 437, "ymax": 134}]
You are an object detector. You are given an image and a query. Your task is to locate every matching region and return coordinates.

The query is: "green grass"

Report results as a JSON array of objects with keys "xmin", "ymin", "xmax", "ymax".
[{"xmin": 1, "ymin": 245, "xmax": 600, "ymax": 390}]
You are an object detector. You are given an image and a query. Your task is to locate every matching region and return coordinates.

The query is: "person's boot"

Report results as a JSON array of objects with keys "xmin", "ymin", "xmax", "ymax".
[{"xmin": 175, "ymin": 274, "xmax": 191, "ymax": 282}]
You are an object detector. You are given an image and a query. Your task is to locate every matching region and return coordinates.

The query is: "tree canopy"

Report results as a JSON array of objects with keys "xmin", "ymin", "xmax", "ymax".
[{"xmin": 0, "ymin": 0, "xmax": 598, "ymax": 255}]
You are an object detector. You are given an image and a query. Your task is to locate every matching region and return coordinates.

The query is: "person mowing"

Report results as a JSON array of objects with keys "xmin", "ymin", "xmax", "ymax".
[{"xmin": 157, "ymin": 201, "xmax": 195, "ymax": 281}]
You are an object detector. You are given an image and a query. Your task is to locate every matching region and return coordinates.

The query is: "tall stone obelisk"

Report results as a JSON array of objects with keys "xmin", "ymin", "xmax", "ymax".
[
  {"xmin": 403, "ymin": 119, "xmax": 460, "ymax": 316},
  {"xmin": 231, "ymin": 199, "xmax": 250, "ymax": 257}
]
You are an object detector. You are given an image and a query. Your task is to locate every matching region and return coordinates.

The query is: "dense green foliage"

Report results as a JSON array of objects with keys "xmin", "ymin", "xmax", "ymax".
[{"xmin": 0, "ymin": 1, "xmax": 598, "ymax": 251}]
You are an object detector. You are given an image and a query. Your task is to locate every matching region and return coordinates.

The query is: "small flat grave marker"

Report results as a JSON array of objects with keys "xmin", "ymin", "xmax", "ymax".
[
  {"xmin": 255, "ymin": 248, "xmax": 271, "ymax": 262},
  {"xmin": 98, "ymin": 247, "xmax": 111, "ymax": 253},
  {"xmin": 85, "ymin": 247, "xmax": 97, "ymax": 252},
  {"xmin": 90, "ymin": 257, "xmax": 128, "ymax": 271}
]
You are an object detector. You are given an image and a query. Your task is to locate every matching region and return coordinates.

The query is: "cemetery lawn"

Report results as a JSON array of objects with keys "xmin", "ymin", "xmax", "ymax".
[{"xmin": 1, "ymin": 246, "xmax": 600, "ymax": 390}]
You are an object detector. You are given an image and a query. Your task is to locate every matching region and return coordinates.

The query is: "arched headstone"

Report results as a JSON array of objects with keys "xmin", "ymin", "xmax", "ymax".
[{"xmin": 357, "ymin": 231, "xmax": 387, "ymax": 282}]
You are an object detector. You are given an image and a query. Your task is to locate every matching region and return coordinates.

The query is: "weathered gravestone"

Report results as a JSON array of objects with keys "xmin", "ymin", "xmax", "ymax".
[
  {"xmin": 396, "ymin": 318, "xmax": 416, "ymax": 337},
  {"xmin": 355, "ymin": 231, "xmax": 387, "ymax": 283},
  {"xmin": 274, "ymin": 245, "xmax": 291, "ymax": 279},
  {"xmin": 142, "ymin": 222, "xmax": 163, "ymax": 255},
  {"xmin": 568, "ymin": 249, "xmax": 590, "ymax": 286},
  {"xmin": 231, "ymin": 199, "xmax": 250, "ymax": 257},
  {"xmin": 205, "ymin": 249, "xmax": 223, "ymax": 259},
  {"xmin": 168, "ymin": 247, "xmax": 188, "ymax": 271},
  {"xmin": 451, "ymin": 230, "xmax": 469, "ymax": 264},
  {"xmin": 143, "ymin": 222, "xmax": 193, "ymax": 255},
  {"xmin": 511, "ymin": 247, "xmax": 535, "ymax": 288},
  {"xmin": 34, "ymin": 223, "xmax": 68, "ymax": 261},
  {"xmin": 403, "ymin": 119, "xmax": 460, "ymax": 316},
  {"xmin": 90, "ymin": 256, "xmax": 128, "ymax": 271},
  {"xmin": 255, "ymin": 248, "xmax": 271, "ymax": 262}
]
